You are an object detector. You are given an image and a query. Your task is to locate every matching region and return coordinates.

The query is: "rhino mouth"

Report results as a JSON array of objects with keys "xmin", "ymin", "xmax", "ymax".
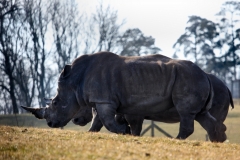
[
  {"xmin": 47, "ymin": 120, "xmax": 69, "ymax": 128},
  {"xmin": 72, "ymin": 117, "xmax": 89, "ymax": 126}
]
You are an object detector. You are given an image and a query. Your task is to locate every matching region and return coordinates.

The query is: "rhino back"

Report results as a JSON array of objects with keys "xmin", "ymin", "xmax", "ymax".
[
  {"xmin": 71, "ymin": 52, "xmax": 211, "ymax": 115},
  {"xmin": 82, "ymin": 53, "xmax": 177, "ymax": 114}
]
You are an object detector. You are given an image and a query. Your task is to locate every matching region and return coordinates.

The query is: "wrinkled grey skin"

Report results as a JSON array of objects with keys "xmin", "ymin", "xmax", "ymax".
[
  {"xmin": 21, "ymin": 52, "xmax": 215, "ymax": 140},
  {"xmin": 72, "ymin": 73, "xmax": 234, "ymax": 142},
  {"xmin": 116, "ymin": 74, "xmax": 234, "ymax": 141}
]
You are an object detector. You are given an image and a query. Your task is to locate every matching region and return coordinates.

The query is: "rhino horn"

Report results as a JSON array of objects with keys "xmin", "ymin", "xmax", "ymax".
[{"xmin": 21, "ymin": 106, "xmax": 46, "ymax": 119}]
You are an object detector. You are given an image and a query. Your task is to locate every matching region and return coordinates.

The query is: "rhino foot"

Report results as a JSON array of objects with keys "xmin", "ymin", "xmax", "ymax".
[{"xmin": 208, "ymin": 123, "xmax": 227, "ymax": 143}]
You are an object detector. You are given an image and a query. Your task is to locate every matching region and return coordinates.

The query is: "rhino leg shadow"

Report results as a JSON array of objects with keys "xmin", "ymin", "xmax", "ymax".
[{"xmin": 195, "ymin": 112, "xmax": 227, "ymax": 142}]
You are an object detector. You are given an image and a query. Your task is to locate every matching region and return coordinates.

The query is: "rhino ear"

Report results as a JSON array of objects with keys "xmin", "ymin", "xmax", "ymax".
[
  {"xmin": 44, "ymin": 98, "xmax": 52, "ymax": 105},
  {"xmin": 60, "ymin": 64, "xmax": 71, "ymax": 79},
  {"xmin": 21, "ymin": 106, "xmax": 45, "ymax": 119}
]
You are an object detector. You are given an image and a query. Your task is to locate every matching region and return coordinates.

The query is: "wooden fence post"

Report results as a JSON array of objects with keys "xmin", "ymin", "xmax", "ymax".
[
  {"xmin": 151, "ymin": 120, "xmax": 154, "ymax": 137},
  {"xmin": 141, "ymin": 120, "xmax": 173, "ymax": 138}
]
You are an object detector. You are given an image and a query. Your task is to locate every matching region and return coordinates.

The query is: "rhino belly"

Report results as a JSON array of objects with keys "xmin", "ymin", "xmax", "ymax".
[
  {"xmin": 145, "ymin": 107, "xmax": 180, "ymax": 123},
  {"xmin": 117, "ymin": 95, "xmax": 174, "ymax": 116}
]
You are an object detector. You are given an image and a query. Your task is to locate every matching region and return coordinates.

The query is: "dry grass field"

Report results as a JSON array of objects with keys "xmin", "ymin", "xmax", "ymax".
[{"xmin": 1, "ymin": 125, "xmax": 240, "ymax": 160}]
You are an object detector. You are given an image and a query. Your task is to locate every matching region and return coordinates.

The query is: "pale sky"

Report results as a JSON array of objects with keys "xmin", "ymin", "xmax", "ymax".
[{"xmin": 77, "ymin": 0, "xmax": 228, "ymax": 58}]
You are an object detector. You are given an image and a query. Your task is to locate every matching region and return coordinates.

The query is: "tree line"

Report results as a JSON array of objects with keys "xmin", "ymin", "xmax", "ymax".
[
  {"xmin": 173, "ymin": 1, "xmax": 240, "ymax": 82},
  {"xmin": 0, "ymin": 0, "xmax": 160, "ymax": 114},
  {"xmin": 1, "ymin": 0, "xmax": 240, "ymax": 115}
]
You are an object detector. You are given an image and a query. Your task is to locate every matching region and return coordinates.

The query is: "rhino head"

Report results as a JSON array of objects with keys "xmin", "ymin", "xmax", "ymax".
[
  {"xmin": 21, "ymin": 64, "xmax": 88, "ymax": 128},
  {"xmin": 72, "ymin": 107, "xmax": 92, "ymax": 126}
]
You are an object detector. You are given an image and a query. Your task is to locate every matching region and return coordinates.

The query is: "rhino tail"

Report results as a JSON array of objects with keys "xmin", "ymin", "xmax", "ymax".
[
  {"xmin": 227, "ymin": 88, "xmax": 234, "ymax": 109},
  {"xmin": 205, "ymin": 75, "xmax": 214, "ymax": 112}
]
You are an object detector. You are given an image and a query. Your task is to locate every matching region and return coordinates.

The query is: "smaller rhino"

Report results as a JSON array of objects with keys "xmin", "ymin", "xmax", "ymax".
[
  {"xmin": 72, "ymin": 107, "xmax": 103, "ymax": 132},
  {"xmin": 72, "ymin": 107, "xmax": 130, "ymax": 133}
]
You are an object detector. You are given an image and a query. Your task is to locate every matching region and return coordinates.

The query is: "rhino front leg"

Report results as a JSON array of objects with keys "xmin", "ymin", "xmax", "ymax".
[
  {"xmin": 125, "ymin": 115, "xmax": 144, "ymax": 136},
  {"xmin": 88, "ymin": 108, "xmax": 103, "ymax": 132},
  {"xmin": 95, "ymin": 103, "xmax": 128, "ymax": 134}
]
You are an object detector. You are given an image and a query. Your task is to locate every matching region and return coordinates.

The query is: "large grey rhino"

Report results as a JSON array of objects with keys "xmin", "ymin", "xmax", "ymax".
[
  {"xmin": 72, "ymin": 73, "xmax": 234, "ymax": 142},
  {"xmin": 115, "ymin": 73, "xmax": 234, "ymax": 139},
  {"xmin": 22, "ymin": 52, "xmax": 216, "ymax": 141}
]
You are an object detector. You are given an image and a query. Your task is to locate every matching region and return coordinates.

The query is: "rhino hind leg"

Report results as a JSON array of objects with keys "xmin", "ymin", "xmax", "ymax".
[
  {"xmin": 195, "ymin": 112, "xmax": 227, "ymax": 143},
  {"xmin": 176, "ymin": 114, "xmax": 195, "ymax": 140}
]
